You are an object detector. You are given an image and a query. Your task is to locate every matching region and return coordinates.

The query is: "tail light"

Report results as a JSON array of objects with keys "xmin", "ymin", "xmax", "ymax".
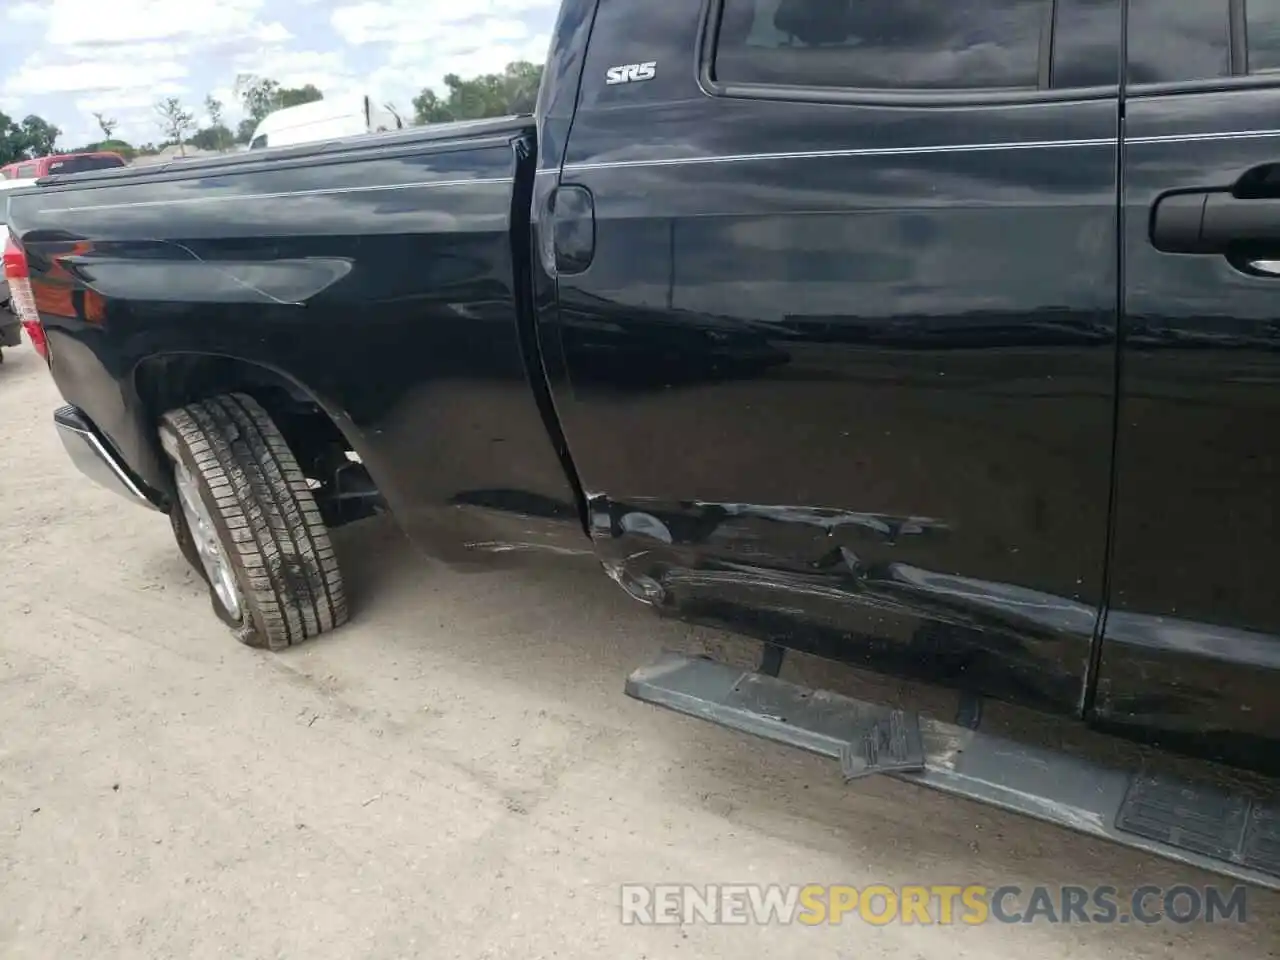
[{"xmin": 2, "ymin": 233, "xmax": 48, "ymax": 361}]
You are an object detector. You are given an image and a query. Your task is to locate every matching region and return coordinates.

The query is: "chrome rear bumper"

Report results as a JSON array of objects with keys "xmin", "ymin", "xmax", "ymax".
[{"xmin": 53, "ymin": 405, "xmax": 160, "ymax": 510}]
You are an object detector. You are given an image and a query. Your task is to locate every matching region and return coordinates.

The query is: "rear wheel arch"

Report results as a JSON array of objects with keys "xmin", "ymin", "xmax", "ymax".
[{"xmin": 132, "ymin": 353, "xmax": 373, "ymax": 501}]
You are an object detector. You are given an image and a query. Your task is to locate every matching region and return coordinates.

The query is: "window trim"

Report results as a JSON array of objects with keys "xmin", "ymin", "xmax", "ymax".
[
  {"xmin": 1230, "ymin": 0, "xmax": 1248, "ymax": 74},
  {"xmin": 1127, "ymin": 72, "xmax": 1280, "ymax": 99},
  {"xmin": 697, "ymin": 0, "xmax": 1118, "ymax": 108}
]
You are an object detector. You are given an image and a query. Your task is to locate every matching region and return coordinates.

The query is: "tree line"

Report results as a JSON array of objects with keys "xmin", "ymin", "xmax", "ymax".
[
  {"xmin": 1, "ymin": 60, "xmax": 545, "ymax": 167},
  {"xmin": 0, "ymin": 113, "xmax": 62, "ymax": 166}
]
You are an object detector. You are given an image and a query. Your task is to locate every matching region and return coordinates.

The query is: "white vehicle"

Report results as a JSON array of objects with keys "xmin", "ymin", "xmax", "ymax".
[{"xmin": 247, "ymin": 95, "xmax": 403, "ymax": 151}]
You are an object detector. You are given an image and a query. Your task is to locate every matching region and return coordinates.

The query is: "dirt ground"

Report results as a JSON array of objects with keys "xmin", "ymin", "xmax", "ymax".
[{"xmin": 1, "ymin": 342, "xmax": 1277, "ymax": 959}]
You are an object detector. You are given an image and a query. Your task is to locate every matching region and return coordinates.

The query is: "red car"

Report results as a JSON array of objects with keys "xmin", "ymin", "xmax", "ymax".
[{"xmin": 0, "ymin": 150, "xmax": 127, "ymax": 180}]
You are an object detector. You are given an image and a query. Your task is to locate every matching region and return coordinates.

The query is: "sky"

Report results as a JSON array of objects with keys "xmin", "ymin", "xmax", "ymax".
[{"xmin": 0, "ymin": 0, "xmax": 559, "ymax": 148}]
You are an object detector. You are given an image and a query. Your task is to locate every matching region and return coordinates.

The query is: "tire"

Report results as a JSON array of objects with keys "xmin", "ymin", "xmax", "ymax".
[{"xmin": 158, "ymin": 393, "xmax": 348, "ymax": 650}]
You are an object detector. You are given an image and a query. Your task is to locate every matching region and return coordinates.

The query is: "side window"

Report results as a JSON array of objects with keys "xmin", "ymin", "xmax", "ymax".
[
  {"xmin": 47, "ymin": 155, "xmax": 126, "ymax": 175},
  {"xmin": 1128, "ymin": 1, "xmax": 1280, "ymax": 85},
  {"xmin": 16, "ymin": 163, "xmax": 37, "ymax": 178},
  {"xmin": 1248, "ymin": 0, "xmax": 1280, "ymax": 73},
  {"xmin": 713, "ymin": 0, "xmax": 1051, "ymax": 91},
  {"xmin": 250, "ymin": 135, "xmax": 268, "ymax": 150},
  {"xmin": 1127, "ymin": 0, "xmax": 1229, "ymax": 84}
]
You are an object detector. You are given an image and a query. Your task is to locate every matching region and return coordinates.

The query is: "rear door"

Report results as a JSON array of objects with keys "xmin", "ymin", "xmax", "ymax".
[
  {"xmin": 1096, "ymin": 0, "xmax": 1280, "ymax": 773},
  {"xmin": 548, "ymin": 0, "xmax": 1123, "ymax": 713}
]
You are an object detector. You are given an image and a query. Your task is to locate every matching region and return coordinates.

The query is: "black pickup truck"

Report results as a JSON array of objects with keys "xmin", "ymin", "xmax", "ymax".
[{"xmin": 4, "ymin": 0, "xmax": 1279, "ymax": 887}]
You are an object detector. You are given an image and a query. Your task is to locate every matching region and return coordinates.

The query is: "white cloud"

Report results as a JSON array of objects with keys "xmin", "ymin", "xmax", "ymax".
[
  {"xmin": 75, "ymin": 88, "xmax": 182, "ymax": 115},
  {"xmin": 331, "ymin": 0, "xmax": 552, "ymax": 45},
  {"xmin": 41, "ymin": 0, "xmax": 267, "ymax": 46},
  {"xmin": 232, "ymin": 47, "xmax": 350, "ymax": 84},
  {"xmin": 9, "ymin": 59, "xmax": 189, "ymax": 96},
  {"xmin": 255, "ymin": 22, "xmax": 296, "ymax": 45},
  {"xmin": 5, "ymin": 3, "xmax": 53, "ymax": 25}
]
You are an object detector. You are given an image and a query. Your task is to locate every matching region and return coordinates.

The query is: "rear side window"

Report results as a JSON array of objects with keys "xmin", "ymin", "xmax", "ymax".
[
  {"xmin": 1248, "ymin": 1, "xmax": 1280, "ymax": 72},
  {"xmin": 1126, "ymin": 0, "xmax": 1280, "ymax": 84},
  {"xmin": 250, "ymin": 135, "xmax": 268, "ymax": 150},
  {"xmin": 46, "ymin": 155, "xmax": 125, "ymax": 175},
  {"xmin": 713, "ymin": 0, "xmax": 1051, "ymax": 91},
  {"xmin": 16, "ymin": 163, "xmax": 37, "ymax": 178},
  {"xmin": 1126, "ymin": 0, "xmax": 1229, "ymax": 84}
]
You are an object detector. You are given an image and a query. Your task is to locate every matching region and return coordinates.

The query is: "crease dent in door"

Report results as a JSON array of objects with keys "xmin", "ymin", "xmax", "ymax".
[{"xmin": 590, "ymin": 493, "xmax": 1100, "ymax": 711}]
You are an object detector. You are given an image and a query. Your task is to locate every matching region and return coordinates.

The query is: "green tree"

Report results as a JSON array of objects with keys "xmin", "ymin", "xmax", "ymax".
[
  {"xmin": 192, "ymin": 95, "xmax": 234, "ymax": 152},
  {"xmin": 412, "ymin": 89, "xmax": 449, "ymax": 124},
  {"xmin": 19, "ymin": 115, "xmax": 61, "ymax": 156},
  {"xmin": 92, "ymin": 112, "xmax": 118, "ymax": 140},
  {"xmin": 235, "ymin": 74, "xmax": 281, "ymax": 125},
  {"xmin": 504, "ymin": 61, "xmax": 543, "ymax": 113},
  {"xmin": 205, "ymin": 95, "xmax": 224, "ymax": 128},
  {"xmin": 279, "ymin": 83, "xmax": 324, "ymax": 108},
  {"xmin": 190, "ymin": 125, "xmax": 233, "ymax": 151},
  {"xmin": 412, "ymin": 61, "xmax": 544, "ymax": 125},
  {"xmin": 0, "ymin": 110, "xmax": 63, "ymax": 165},
  {"xmin": 154, "ymin": 97, "xmax": 195, "ymax": 156},
  {"xmin": 96, "ymin": 139, "xmax": 136, "ymax": 160},
  {"xmin": 0, "ymin": 111, "xmax": 25, "ymax": 166}
]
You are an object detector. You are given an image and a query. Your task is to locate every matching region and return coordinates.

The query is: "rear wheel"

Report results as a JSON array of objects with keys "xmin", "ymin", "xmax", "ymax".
[{"xmin": 159, "ymin": 393, "xmax": 348, "ymax": 649}]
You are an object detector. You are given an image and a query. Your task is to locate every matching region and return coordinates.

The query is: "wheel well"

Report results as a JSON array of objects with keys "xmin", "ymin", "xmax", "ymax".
[{"xmin": 134, "ymin": 355, "xmax": 380, "ymax": 526}]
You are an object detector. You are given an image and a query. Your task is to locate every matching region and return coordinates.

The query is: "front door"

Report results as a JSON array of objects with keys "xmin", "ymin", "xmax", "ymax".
[
  {"xmin": 547, "ymin": 0, "xmax": 1122, "ymax": 714},
  {"xmin": 1095, "ymin": 0, "xmax": 1280, "ymax": 774}
]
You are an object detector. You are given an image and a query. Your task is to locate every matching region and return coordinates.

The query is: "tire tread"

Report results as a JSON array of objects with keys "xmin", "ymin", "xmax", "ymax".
[{"xmin": 160, "ymin": 393, "xmax": 348, "ymax": 649}]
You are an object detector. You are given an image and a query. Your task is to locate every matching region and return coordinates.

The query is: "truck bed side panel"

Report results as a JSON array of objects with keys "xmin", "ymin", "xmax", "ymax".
[{"xmin": 7, "ymin": 126, "xmax": 584, "ymax": 561}]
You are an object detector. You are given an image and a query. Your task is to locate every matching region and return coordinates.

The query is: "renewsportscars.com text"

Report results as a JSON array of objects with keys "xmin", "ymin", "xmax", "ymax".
[{"xmin": 620, "ymin": 883, "xmax": 1250, "ymax": 926}]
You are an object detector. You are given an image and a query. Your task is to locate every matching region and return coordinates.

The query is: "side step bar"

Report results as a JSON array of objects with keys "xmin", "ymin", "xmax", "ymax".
[{"xmin": 626, "ymin": 652, "xmax": 1280, "ymax": 891}]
